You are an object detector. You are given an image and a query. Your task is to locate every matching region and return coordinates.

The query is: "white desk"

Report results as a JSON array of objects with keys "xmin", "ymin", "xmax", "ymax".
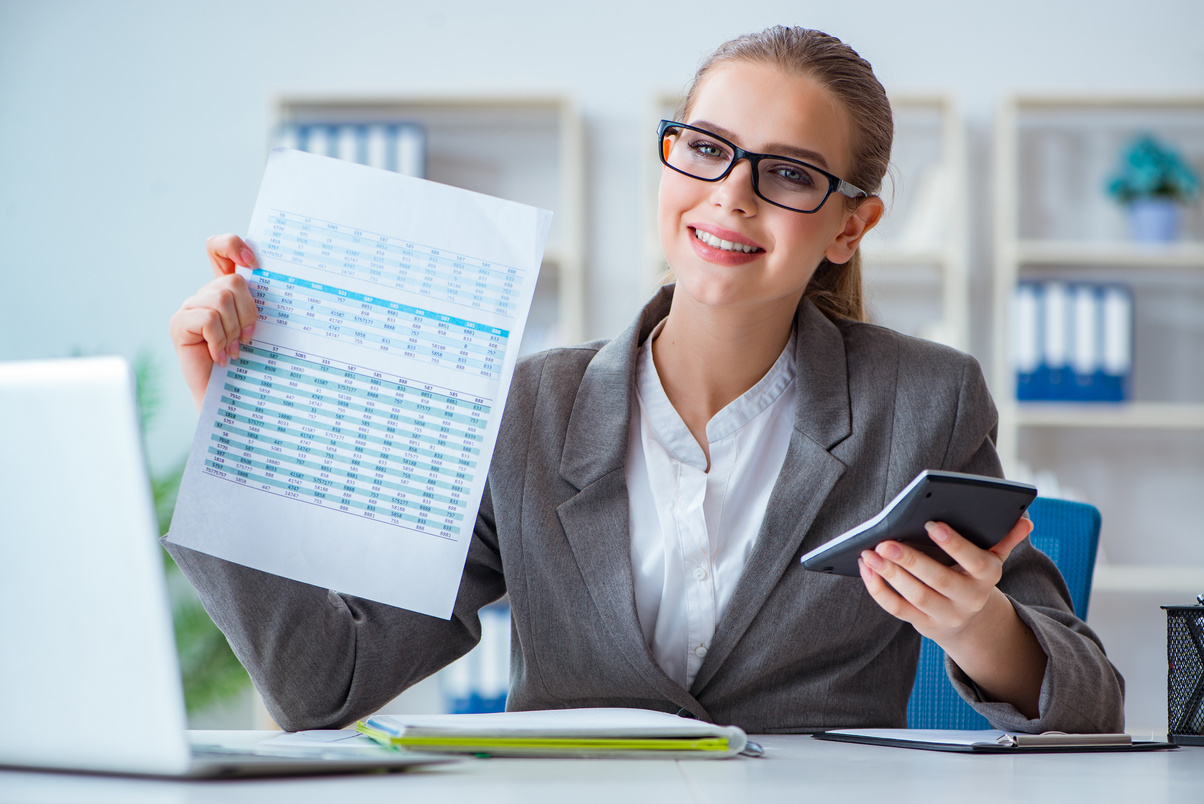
[{"xmin": 1, "ymin": 733, "xmax": 1201, "ymax": 803}]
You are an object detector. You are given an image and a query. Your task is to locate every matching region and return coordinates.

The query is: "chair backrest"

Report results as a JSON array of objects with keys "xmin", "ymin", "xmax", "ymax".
[{"xmin": 905, "ymin": 497, "xmax": 1101, "ymax": 729}]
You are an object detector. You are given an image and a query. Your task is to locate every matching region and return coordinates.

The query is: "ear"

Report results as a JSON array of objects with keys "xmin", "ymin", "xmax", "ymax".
[{"xmin": 824, "ymin": 196, "xmax": 885, "ymax": 265}]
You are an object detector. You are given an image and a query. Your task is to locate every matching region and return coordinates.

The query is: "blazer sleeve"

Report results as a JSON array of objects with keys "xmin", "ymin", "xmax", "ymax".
[
  {"xmin": 938, "ymin": 355, "xmax": 1126, "ymax": 733},
  {"xmin": 161, "ymin": 490, "xmax": 506, "ymax": 731}
]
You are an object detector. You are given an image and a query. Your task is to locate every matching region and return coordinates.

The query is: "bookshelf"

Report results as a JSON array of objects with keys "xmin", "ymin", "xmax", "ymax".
[
  {"xmin": 993, "ymin": 94, "xmax": 1204, "ymax": 734},
  {"xmin": 992, "ymin": 94, "xmax": 1204, "ymax": 532},
  {"xmin": 646, "ymin": 92, "xmax": 969, "ymax": 350}
]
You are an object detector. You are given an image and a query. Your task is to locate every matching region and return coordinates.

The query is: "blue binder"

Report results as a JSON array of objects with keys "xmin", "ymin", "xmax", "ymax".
[
  {"xmin": 1013, "ymin": 281, "xmax": 1131, "ymax": 403},
  {"xmin": 277, "ymin": 121, "xmax": 427, "ymax": 178}
]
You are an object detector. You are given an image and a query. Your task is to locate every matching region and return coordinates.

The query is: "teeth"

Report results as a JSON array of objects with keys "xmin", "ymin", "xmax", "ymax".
[{"xmin": 694, "ymin": 229, "xmax": 758, "ymax": 253}]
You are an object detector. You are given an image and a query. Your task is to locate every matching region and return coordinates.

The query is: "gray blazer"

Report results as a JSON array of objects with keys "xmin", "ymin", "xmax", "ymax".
[{"xmin": 166, "ymin": 286, "xmax": 1124, "ymax": 734}]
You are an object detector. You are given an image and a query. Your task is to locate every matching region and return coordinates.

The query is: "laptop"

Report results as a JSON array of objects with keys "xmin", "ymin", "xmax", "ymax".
[{"xmin": 0, "ymin": 356, "xmax": 449, "ymax": 778}]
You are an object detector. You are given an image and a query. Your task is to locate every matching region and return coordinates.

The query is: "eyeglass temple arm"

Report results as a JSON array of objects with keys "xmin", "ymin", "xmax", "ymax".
[{"xmin": 837, "ymin": 179, "xmax": 869, "ymax": 200}]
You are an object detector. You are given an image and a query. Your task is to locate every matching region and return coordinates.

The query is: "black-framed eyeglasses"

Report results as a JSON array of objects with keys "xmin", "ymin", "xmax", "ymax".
[{"xmin": 657, "ymin": 120, "xmax": 869, "ymax": 214}]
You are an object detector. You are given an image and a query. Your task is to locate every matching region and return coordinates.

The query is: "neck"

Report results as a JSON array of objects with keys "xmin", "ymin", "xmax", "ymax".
[{"xmin": 651, "ymin": 290, "xmax": 800, "ymax": 461}]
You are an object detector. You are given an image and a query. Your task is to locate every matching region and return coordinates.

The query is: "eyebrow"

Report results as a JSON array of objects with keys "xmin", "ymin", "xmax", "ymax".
[{"xmin": 688, "ymin": 120, "xmax": 832, "ymax": 170}]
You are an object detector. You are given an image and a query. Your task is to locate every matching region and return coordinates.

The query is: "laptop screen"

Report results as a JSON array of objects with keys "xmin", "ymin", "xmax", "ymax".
[{"xmin": 0, "ymin": 357, "xmax": 194, "ymax": 775}]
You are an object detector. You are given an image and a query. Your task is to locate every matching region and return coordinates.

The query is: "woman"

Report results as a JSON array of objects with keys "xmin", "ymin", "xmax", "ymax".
[{"xmin": 167, "ymin": 26, "xmax": 1124, "ymax": 734}]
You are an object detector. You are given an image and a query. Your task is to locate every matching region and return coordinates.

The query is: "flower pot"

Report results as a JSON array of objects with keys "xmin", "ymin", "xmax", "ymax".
[{"xmin": 1127, "ymin": 198, "xmax": 1183, "ymax": 243}]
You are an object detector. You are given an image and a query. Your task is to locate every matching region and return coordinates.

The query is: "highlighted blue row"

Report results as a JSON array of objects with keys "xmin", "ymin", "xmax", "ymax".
[{"xmin": 251, "ymin": 269, "xmax": 510, "ymax": 338}]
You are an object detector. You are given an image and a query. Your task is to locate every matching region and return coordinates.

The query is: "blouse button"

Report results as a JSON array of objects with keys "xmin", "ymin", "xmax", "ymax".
[
  {"xmin": 693, "ymin": 566, "xmax": 708, "ymax": 581},
  {"xmin": 695, "ymin": 645, "xmax": 708, "ymax": 658}
]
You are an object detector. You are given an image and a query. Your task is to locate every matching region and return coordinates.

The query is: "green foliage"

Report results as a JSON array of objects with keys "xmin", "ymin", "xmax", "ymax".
[
  {"xmin": 1106, "ymin": 134, "xmax": 1201, "ymax": 204},
  {"xmin": 134, "ymin": 351, "xmax": 251, "ymax": 714}
]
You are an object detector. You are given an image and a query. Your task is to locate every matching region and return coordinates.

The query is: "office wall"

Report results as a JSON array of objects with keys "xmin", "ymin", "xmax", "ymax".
[{"xmin": 3, "ymin": 0, "xmax": 1201, "ymax": 466}]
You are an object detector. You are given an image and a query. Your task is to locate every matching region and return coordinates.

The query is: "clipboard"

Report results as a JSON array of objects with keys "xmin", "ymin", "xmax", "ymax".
[{"xmin": 812, "ymin": 729, "xmax": 1177, "ymax": 753}]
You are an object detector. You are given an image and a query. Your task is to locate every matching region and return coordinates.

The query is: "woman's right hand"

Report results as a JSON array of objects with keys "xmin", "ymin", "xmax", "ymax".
[{"xmin": 169, "ymin": 234, "xmax": 261, "ymax": 412}]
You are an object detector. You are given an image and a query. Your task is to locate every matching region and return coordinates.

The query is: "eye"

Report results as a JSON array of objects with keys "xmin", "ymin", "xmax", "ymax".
[
  {"xmin": 687, "ymin": 137, "xmax": 731, "ymax": 161},
  {"xmin": 768, "ymin": 162, "xmax": 817, "ymax": 187}
]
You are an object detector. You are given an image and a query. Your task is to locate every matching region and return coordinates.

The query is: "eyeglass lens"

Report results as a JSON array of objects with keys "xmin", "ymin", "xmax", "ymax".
[{"xmin": 661, "ymin": 125, "xmax": 832, "ymax": 213}]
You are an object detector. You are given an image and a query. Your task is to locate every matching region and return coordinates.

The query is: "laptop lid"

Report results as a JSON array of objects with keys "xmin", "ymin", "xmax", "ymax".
[
  {"xmin": 0, "ymin": 356, "xmax": 195, "ymax": 775},
  {"xmin": 0, "ymin": 356, "xmax": 454, "ymax": 778}
]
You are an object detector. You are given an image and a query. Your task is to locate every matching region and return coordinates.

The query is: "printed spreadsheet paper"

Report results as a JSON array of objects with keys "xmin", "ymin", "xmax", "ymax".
[{"xmin": 167, "ymin": 148, "xmax": 551, "ymax": 618}]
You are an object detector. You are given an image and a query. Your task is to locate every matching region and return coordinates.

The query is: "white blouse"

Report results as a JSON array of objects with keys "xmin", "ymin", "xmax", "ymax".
[{"xmin": 626, "ymin": 322, "xmax": 797, "ymax": 688}]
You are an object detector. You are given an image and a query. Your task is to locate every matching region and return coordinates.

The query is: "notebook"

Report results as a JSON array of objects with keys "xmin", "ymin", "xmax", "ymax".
[
  {"xmin": 356, "ymin": 707, "xmax": 753, "ymax": 758},
  {"xmin": 0, "ymin": 356, "xmax": 448, "ymax": 778}
]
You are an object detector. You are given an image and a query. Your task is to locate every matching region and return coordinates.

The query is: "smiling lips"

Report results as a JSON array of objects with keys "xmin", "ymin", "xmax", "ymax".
[
  {"xmin": 689, "ymin": 225, "xmax": 765, "ymax": 265},
  {"xmin": 694, "ymin": 228, "xmax": 760, "ymax": 253}
]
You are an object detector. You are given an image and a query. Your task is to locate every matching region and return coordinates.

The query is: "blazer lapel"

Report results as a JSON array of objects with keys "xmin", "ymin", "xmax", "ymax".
[
  {"xmin": 555, "ymin": 287, "xmax": 712, "ymax": 719},
  {"xmin": 690, "ymin": 301, "xmax": 853, "ymax": 694}
]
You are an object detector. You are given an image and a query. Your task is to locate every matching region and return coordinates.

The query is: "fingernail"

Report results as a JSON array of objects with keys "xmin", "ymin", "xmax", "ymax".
[
  {"xmin": 862, "ymin": 550, "xmax": 885, "ymax": 570},
  {"xmin": 926, "ymin": 521, "xmax": 950, "ymax": 542},
  {"xmin": 877, "ymin": 542, "xmax": 902, "ymax": 560},
  {"xmin": 241, "ymin": 326, "xmax": 255, "ymax": 343},
  {"xmin": 227, "ymin": 341, "xmax": 239, "ymax": 360},
  {"xmin": 240, "ymin": 247, "xmax": 257, "ymax": 268},
  {"xmin": 859, "ymin": 558, "xmax": 873, "ymax": 580}
]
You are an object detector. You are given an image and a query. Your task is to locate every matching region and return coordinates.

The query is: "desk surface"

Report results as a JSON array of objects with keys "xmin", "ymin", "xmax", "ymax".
[{"xmin": 1, "ymin": 732, "xmax": 1200, "ymax": 803}]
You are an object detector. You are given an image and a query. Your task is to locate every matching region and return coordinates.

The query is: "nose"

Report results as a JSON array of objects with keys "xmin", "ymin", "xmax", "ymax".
[{"xmin": 711, "ymin": 157, "xmax": 759, "ymax": 214}]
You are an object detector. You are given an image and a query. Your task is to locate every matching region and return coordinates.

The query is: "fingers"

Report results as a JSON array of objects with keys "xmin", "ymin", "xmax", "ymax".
[
  {"xmin": 859, "ymin": 527, "xmax": 997, "ymax": 629},
  {"xmin": 859, "ymin": 552, "xmax": 929, "ymax": 625},
  {"xmin": 990, "ymin": 515, "xmax": 1035, "ymax": 563},
  {"xmin": 170, "ymin": 272, "xmax": 259, "ymax": 413},
  {"xmin": 922, "ymin": 518, "xmax": 1034, "ymax": 580},
  {"xmin": 921, "ymin": 522, "xmax": 997, "ymax": 580},
  {"xmin": 172, "ymin": 273, "xmax": 258, "ymax": 364},
  {"xmin": 859, "ymin": 516, "xmax": 1034, "ymax": 636},
  {"xmin": 206, "ymin": 233, "xmax": 259, "ymax": 278},
  {"xmin": 172, "ymin": 236, "xmax": 259, "ymax": 413},
  {"xmin": 859, "ymin": 546, "xmax": 965, "ymax": 628}
]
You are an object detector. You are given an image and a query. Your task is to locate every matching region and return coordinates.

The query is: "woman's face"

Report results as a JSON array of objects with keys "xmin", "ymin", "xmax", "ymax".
[{"xmin": 658, "ymin": 60, "xmax": 879, "ymax": 315}]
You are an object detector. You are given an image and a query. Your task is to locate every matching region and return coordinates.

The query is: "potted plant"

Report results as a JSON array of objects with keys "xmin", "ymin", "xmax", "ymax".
[{"xmin": 1106, "ymin": 134, "xmax": 1200, "ymax": 243}]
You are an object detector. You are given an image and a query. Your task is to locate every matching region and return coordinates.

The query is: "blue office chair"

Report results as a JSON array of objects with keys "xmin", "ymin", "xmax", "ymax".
[{"xmin": 905, "ymin": 497, "xmax": 1102, "ymax": 729}]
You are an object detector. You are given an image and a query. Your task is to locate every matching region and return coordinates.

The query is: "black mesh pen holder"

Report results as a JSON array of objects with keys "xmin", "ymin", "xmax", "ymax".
[{"xmin": 1164, "ymin": 596, "xmax": 1204, "ymax": 746}]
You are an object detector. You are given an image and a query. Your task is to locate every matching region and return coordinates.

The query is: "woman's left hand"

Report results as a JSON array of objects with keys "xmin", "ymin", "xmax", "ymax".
[
  {"xmin": 858, "ymin": 516, "xmax": 1032, "ymax": 642},
  {"xmin": 858, "ymin": 516, "xmax": 1046, "ymax": 717}
]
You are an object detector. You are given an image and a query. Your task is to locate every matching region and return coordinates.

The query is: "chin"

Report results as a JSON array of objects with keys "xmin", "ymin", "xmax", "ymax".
[
  {"xmin": 668, "ymin": 259, "xmax": 806, "ymax": 314},
  {"xmin": 670, "ymin": 271, "xmax": 777, "ymax": 313}
]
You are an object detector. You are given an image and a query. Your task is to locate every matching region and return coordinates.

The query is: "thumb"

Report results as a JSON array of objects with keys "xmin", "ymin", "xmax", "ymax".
[{"xmin": 990, "ymin": 515, "xmax": 1035, "ymax": 563}]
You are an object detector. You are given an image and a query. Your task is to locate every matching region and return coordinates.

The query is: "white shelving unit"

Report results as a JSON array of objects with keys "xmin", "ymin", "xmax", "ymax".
[
  {"xmin": 992, "ymin": 93, "xmax": 1204, "ymax": 520},
  {"xmin": 993, "ymin": 94, "xmax": 1204, "ymax": 734},
  {"xmin": 861, "ymin": 94, "xmax": 968, "ymax": 351},
  {"xmin": 276, "ymin": 95, "xmax": 586, "ymax": 354},
  {"xmin": 645, "ymin": 93, "xmax": 968, "ymax": 350}
]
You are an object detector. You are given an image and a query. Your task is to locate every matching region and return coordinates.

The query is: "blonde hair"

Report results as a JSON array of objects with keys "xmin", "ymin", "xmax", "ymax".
[{"xmin": 677, "ymin": 26, "xmax": 893, "ymax": 322}]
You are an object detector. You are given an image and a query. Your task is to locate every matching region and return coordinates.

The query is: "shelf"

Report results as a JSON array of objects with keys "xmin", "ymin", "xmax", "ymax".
[
  {"xmin": 1010, "ymin": 402, "xmax": 1204, "ymax": 430},
  {"xmin": 1011, "ymin": 94, "xmax": 1204, "ymax": 111},
  {"xmin": 1092, "ymin": 565, "xmax": 1204, "ymax": 594},
  {"xmin": 1014, "ymin": 240, "xmax": 1204, "ymax": 267}
]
